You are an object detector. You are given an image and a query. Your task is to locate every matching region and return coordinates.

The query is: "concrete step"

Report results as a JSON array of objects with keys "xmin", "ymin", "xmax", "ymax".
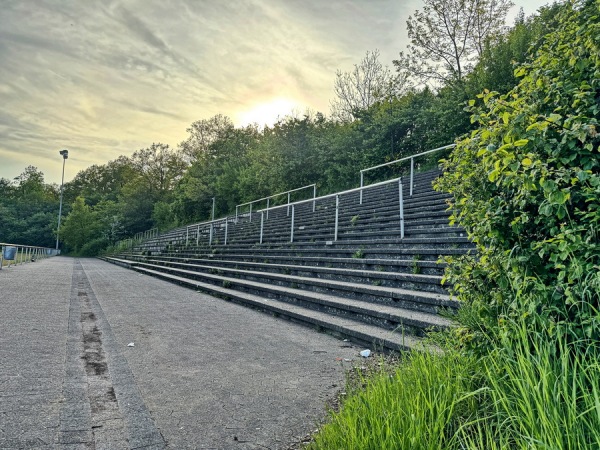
[
  {"xmin": 128, "ymin": 260, "xmax": 457, "ymax": 315},
  {"xmin": 113, "ymin": 168, "xmax": 465, "ymax": 356},
  {"xmin": 130, "ymin": 264, "xmax": 430, "ymax": 352},
  {"xmin": 120, "ymin": 253, "xmax": 446, "ymax": 276},
  {"xmin": 135, "ymin": 256, "xmax": 447, "ymax": 293},
  {"xmin": 164, "ymin": 244, "xmax": 472, "ymax": 261}
]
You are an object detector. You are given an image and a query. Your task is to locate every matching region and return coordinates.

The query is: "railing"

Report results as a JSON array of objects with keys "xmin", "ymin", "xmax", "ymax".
[
  {"xmin": 235, "ymin": 184, "xmax": 317, "ymax": 222},
  {"xmin": 116, "ymin": 146, "xmax": 457, "ymax": 253},
  {"xmin": 0, "ymin": 243, "xmax": 57, "ymax": 269},
  {"xmin": 258, "ymin": 177, "xmax": 405, "ymax": 242},
  {"xmin": 118, "ymin": 175, "xmax": 407, "ymax": 254},
  {"xmin": 359, "ymin": 144, "xmax": 456, "ymax": 203},
  {"xmin": 134, "ymin": 228, "xmax": 159, "ymax": 242}
]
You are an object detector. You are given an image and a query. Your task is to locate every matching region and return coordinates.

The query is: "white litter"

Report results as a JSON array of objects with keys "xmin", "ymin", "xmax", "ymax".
[
  {"xmin": 127, "ymin": 342, "xmax": 135, "ymax": 347},
  {"xmin": 360, "ymin": 349, "xmax": 371, "ymax": 358}
]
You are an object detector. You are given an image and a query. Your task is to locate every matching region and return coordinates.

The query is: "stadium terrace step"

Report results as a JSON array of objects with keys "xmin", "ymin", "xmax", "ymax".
[{"xmin": 105, "ymin": 168, "xmax": 472, "ymax": 352}]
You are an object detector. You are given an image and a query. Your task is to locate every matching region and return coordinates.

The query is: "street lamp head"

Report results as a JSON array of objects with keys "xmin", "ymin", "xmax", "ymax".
[{"xmin": 59, "ymin": 149, "xmax": 69, "ymax": 159}]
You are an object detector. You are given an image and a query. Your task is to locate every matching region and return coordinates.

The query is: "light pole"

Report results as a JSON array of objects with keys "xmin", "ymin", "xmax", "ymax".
[{"xmin": 55, "ymin": 149, "xmax": 69, "ymax": 251}]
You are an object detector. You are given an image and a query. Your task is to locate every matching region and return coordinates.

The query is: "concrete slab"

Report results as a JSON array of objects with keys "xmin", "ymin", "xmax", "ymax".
[{"xmin": 1, "ymin": 257, "xmax": 360, "ymax": 449}]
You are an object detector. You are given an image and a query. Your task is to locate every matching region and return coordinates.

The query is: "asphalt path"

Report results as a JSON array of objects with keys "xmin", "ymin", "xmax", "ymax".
[{"xmin": 0, "ymin": 257, "xmax": 360, "ymax": 449}]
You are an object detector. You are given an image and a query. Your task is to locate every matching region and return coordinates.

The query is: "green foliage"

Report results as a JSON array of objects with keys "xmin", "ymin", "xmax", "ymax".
[
  {"xmin": 352, "ymin": 248, "xmax": 365, "ymax": 259},
  {"xmin": 436, "ymin": 0, "xmax": 600, "ymax": 344},
  {"xmin": 79, "ymin": 237, "xmax": 110, "ymax": 257},
  {"xmin": 0, "ymin": 167, "xmax": 59, "ymax": 248},
  {"xmin": 412, "ymin": 254, "xmax": 422, "ymax": 274},
  {"xmin": 60, "ymin": 197, "xmax": 125, "ymax": 255},
  {"xmin": 152, "ymin": 201, "xmax": 178, "ymax": 231},
  {"xmin": 460, "ymin": 320, "xmax": 600, "ymax": 449},
  {"xmin": 309, "ymin": 348, "xmax": 480, "ymax": 450},
  {"xmin": 311, "ymin": 312, "xmax": 600, "ymax": 449},
  {"xmin": 59, "ymin": 197, "xmax": 99, "ymax": 253},
  {"xmin": 468, "ymin": 3, "xmax": 564, "ymax": 96}
]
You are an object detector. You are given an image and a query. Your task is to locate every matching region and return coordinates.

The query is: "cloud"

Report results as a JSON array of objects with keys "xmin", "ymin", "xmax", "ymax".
[{"xmin": 0, "ymin": 0, "xmax": 545, "ymax": 184}]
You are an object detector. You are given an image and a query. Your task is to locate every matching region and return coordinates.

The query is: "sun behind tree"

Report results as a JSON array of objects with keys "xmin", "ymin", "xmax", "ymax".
[{"xmin": 237, "ymin": 98, "xmax": 300, "ymax": 128}]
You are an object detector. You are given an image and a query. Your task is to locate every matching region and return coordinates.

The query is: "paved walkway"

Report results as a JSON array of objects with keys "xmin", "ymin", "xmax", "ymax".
[{"xmin": 0, "ymin": 257, "xmax": 360, "ymax": 449}]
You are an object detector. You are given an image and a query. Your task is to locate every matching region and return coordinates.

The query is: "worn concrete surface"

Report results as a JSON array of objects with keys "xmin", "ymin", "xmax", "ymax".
[{"xmin": 0, "ymin": 257, "xmax": 360, "ymax": 449}]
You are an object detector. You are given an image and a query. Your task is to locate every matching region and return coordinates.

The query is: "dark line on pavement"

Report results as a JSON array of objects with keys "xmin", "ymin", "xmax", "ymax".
[
  {"xmin": 79, "ymin": 260, "xmax": 166, "ymax": 449},
  {"xmin": 58, "ymin": 259, "xmax": 165, "ymax": 449}
]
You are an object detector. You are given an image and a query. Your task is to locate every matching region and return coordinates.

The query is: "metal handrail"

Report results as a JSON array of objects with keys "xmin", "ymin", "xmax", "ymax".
[
  {"xmin": 235, "ymin": 183, "xmax": 317, "ymax": 222},
  {"xmin": 258, "ymin": 177, "xmax": 406, "ymax": 242},
  {"xmin": 260, "ymin": 177, "xmax": 402, "ymax": 214},
  {"xmin": 359, "ymin": 143, "xmax": 456, "ymax": 203},
  {"xmin": 0, "ymin": 242, "xmax": 57, "ymax": 269},
  {"xmin": 125, "ymin": 176, "xmax": 406, "ymax": 252}
]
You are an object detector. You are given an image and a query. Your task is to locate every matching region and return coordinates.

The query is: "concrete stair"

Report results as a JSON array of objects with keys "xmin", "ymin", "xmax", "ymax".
[{"xmin": 103, "ymin": 169, "xmax": 473, "ymax": 352}]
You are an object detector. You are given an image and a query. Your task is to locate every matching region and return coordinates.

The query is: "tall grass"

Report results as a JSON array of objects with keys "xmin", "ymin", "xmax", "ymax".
[
  {"xmin": 308, "ymin": 348, "xmax": 480, "ymax": 450},
  {"xmin": 309, "ymin": 319, "xmax": 600, "ymax": 449},
  {"xmin": 460, "ymin": 322, "xmax": 600, "ymax": 449}
]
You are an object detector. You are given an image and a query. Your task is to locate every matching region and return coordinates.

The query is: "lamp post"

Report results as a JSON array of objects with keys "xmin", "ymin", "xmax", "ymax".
[{"xmin": 55, "ymin": 149, "xmax": 69, "ymax": 251}]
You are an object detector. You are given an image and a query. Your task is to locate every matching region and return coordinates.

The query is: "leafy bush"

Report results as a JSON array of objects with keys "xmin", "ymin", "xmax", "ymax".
[
  {"xmin": 79, "ymin": 237, "xmax": 110, "ymax": 256},
  {"xmin": 436, "ymin": 0, "xmax": 600, "ymax": 346}
]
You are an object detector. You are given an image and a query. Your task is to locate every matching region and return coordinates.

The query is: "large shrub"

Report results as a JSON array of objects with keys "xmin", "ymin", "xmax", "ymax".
[{"xmin": 436, "ymin": 0, "xmax": 600, "ymax": 346}]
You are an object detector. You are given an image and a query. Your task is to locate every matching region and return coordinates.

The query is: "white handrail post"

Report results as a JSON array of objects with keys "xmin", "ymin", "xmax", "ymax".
[
  {"xmin": 260, "ymin": 211, "xmax": 264, "ymax": 244},
  {"xmin": 224, "ymin": 219, "xmax": 228, "ymax": 245},
  {"xmin": 410, "ymin": 157, "xmax": 414, "ymax": 196},
  {"xmin": 290, "ymin": 205, "xmax": 295, "ymax": 242},
  {"xmin": 266, "ymin": 198, "xmax": 270, "ymax": 220},
  {"xmin": 186, "ymin": 227, "xmax": 189, "ymax": 246},
  {"xmin": 209, "ymin": 223, "xmax": 213, "ymax": 246},
  {"xmin": 235, "ymin": 206, "xmax": 238, "ymax": 223},
  {"xmin": 287, "ymin": 192, "xmax": 291, "ymax": 216},
  {"xmin": 334, "ymin": 195, "xmax": 339, "ymax": 241},
  {"xmin": 399, "ymin": 178, "xmax": 405, "ymax": 239},
  {"xmin": 313, "ymin": 185, "xmax": 317, "ymax": 212},
  {"xmin": 249, "ymin": 203, "xmax": 252, "ymax": 222},
  {"xmin": 359, "ymin": 172, "xmax": 364, "ymax": 205},
  {"xmin": 196, "ymin": 225, "xmax": 200, "ymax": 245}
]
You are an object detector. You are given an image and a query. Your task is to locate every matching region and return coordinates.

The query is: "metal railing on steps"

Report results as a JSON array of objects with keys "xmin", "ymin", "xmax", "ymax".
[{"xmin": 359, "ymin": 144, "xmax": 455, "ymax": 203}]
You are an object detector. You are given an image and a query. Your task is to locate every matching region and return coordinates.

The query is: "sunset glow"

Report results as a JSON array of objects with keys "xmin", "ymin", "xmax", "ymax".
[{"xmin": 237, "ymin": 98, "xmax": 300, "ymax": 128}]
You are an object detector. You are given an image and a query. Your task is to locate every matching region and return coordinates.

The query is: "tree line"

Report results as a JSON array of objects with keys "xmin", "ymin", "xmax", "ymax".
[{"xmin": 0, "ymin": 0, "xmax": 563, "ymax": 255}]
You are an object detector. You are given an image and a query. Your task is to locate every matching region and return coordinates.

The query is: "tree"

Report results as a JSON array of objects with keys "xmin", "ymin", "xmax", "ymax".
[
  {"xmin": 467, "ymin": 3, "xmax": 564, "ymax": 95},
  {"xmin": 118, "ymin": 143, "xmax": 186, "ymax": 234},
  {"xmin": 129, "ymin": 143, "xmax": 186, "ymax": 197},
  {"xmin": 174, "ymin": 125, "xmax": 258, "ymax": 222},
  {"xmin": 59, "ymin": 197, "xmax": 99, "ymax": 253},
  {"xmin": 395, "ymin": 0, "xmax": 513, "ymax": 85},
  {"xmin": 436, "ymin": 0, "xmax": 600, "ymax": 345},
  {"xmin": 179, "ymin": 114, "xmax": 235, "ymax": 162},
  {"xmin": 330, "ymin": 50, "xmax": 408, "ymax": 122},
  {"xmin": 64, "ymin": 156, "xmax": 135, "ymax": 206}
]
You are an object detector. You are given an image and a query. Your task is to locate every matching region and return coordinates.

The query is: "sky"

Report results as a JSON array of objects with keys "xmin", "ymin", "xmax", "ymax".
[{"xmin": 0, "ymin": 0, "xmax": 551, "ymax": 185}]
